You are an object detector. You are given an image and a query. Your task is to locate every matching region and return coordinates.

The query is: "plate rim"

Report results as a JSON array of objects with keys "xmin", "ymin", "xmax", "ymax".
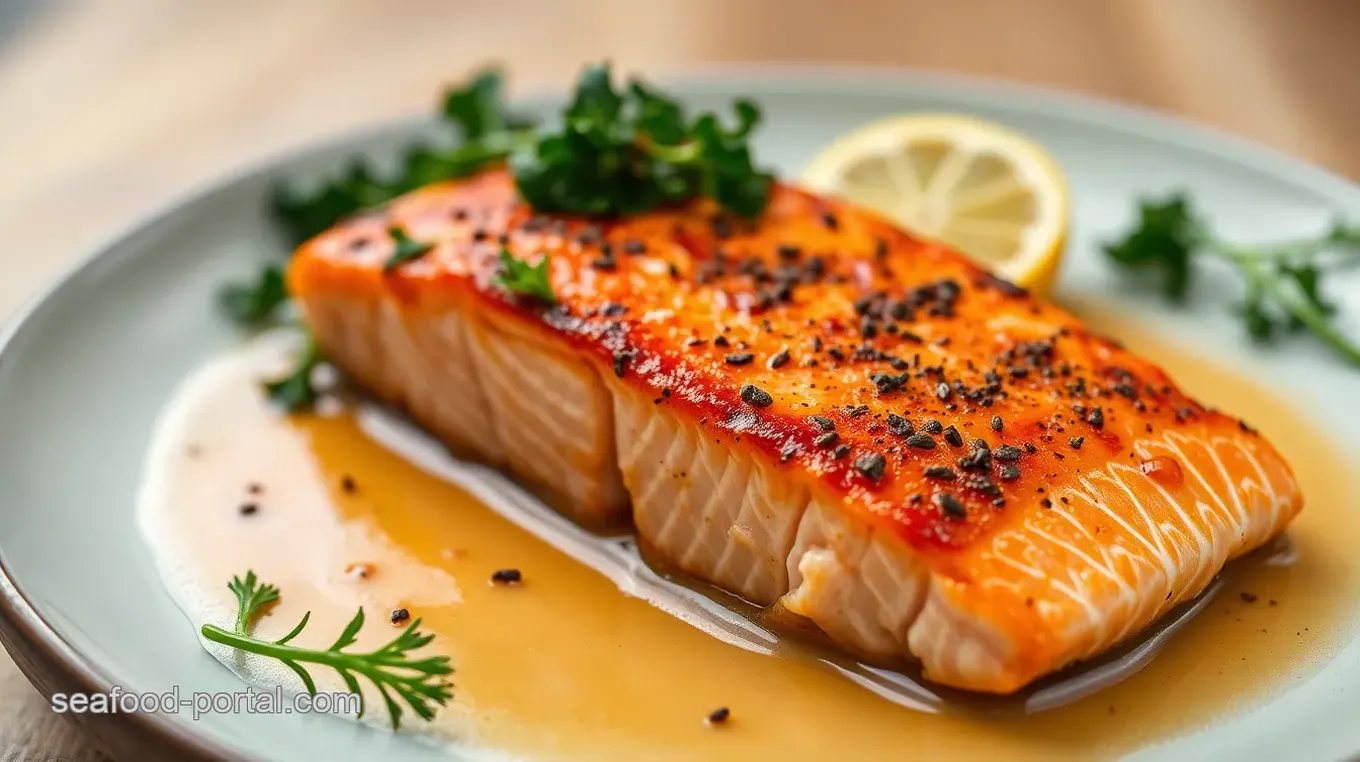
[{"xmin": 0, "ymin": 61, "xmax": 1356, "ymax": 762}]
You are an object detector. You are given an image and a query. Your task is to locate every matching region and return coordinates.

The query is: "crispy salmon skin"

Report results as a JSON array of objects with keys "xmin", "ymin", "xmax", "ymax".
[{"xmin": 288, "ymin": 169, "xmax": 1300, "ymax": 693}]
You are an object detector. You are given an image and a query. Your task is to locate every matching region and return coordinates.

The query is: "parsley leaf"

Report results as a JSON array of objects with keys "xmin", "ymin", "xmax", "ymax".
[
  {"xmin": 510, "ymin": 63, "xmax": 773, "ymax": 218},
  {"xmin": 271, "ymin": 67, "xmax": 533, "ymax": 245},
  {"xmin": 494, "ymin": 247, "xmax": 555, "ymax": 303},
  {"xmin": 1104, "ymin": 193, "xmax": 1360, "ymax": 367},
  {"xmin": 271, "ymin": 63, "xmax": 774, "ymax": 244},
  {"xmin": 442, "ymin": 67, "xmax": 533, "ymax": 139},
  {"xmin": 202, "ymin": 571, "xmax": 453, "ymax": 730},
  {"xmin": 218, "ymin": 265, "xmax": 288, "ymax": 326},
  {"xmin": 383, "ymin": 227, "xmax": 435, "ymax": 272},
  {"xmin": 263, "ymin": 334, "xmax": 323, "ymax": 412}
]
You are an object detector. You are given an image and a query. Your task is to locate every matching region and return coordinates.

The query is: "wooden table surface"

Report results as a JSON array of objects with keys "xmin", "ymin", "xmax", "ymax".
[{"xmin": 0, "ymin": 0, "xmax": 1356, "ymax": 758}]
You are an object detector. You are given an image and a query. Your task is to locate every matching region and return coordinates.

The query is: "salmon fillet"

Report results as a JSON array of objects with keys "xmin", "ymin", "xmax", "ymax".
[{"xmin": 287, "ymin": 169, "xmax": 1301, "ymax": 693}]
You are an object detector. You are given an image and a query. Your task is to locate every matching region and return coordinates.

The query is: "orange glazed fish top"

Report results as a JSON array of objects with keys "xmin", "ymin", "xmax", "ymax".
[{"xmin": 288, "ymin": 169, "xmax": 1301, "ymax": 692}]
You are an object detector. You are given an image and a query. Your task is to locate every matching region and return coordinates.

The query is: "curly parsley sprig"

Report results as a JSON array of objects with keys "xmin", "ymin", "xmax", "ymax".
[
  {"xmin": 1104, "ymin": 193, "xmax": 1360, "ymax": 367},
  {"xmin": 509, "ymin": 65, "xmax": 773, "ymax": 218},
  {"xmin": 271, "ymin": 62, "xmax": 773, "ymax": 246},
  {"xmin": 201, "ymin": 571, "xmax": 454, "ymax": 731},
  {"xmin": 271, "ymin": 67, "xmax": 534, "ymax": 245}
]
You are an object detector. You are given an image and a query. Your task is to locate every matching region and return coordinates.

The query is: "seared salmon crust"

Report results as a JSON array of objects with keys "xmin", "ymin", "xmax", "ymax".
[{"xmin": 288, "ymin": 169, "xmax": 1300, "ymax": 693}]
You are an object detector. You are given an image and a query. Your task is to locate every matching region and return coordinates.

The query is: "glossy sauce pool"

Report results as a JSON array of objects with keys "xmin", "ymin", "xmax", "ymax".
[{"xmin": 138, "ymin": 316, "xmax": 1360, "ymax": 760}]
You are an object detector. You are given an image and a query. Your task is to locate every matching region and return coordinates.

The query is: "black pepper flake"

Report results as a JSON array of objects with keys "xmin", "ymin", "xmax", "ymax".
[
  {"xmin": 963, "ymin": 474, "xmax": 1001, "ymax": 497},
  {"xmin": 622, "ymin": 239, "xmax": 646, "ymax": 255},
  {"xmin": 1240, "ymin": 592, "xmax": 1258, "ymax": 604},
  {"xmin": 340, "ymin": 475, "xmax": 357, "ymax": 494},
  {"xmin": 1086, "ymin": 407, "xmax": 1105, "ymax": 429},
  {"xmin": 942, "ymin": 426, "xmax": 964, "ymax": 447},
  {"xmin": 725, "ymin": 352, "xmax": 755, "ymax": 366},
  {"xmin": 935, "ymin": 492, "xmax": 966, "ymax": 520},
  {"xmin": 994, "ymin": 445, "xmax": 1023, "ymax": 462},
  {"xmin": 612, "ymin": 350, "xmax": 633, "ymax": 379},
  {"xmin": 777, "ymin": 244, "xmax": 801, "ymax": 260},
  {"xmin": 923, "ymin": 419, "xmax": 944, "ymax": 434},
  {"xmin": 390, "ymin": 608, "xmax": 410, "ymax": 624},
  {"xmin": 714, "ymin": 335, "xmax": 731, "ymax": 348},
  {"xmin": 906, "ymin": 433, "xmax": 937, "ymax": 450},
  {"xmin": 810, "ymin": 415, "xmax": 836, "ymax": 431},
  {"xmin": 833, "ymin": 444, "xmax": 852, "ymax": 460},
  {"xmin": 814, "ymin": 431, "xmax": 840, "ymax": 449},
  {"xmin": 491, "ymin": 569, "xmax": 522, "ymax": 585},
  {"xmin": 768, "ymin": 349, "xmax": 791, "ymax": 369},
  {"xmin": 600, "ymin": 302, "xmax": 627, "ymax": 317},
  {"xmin": 740, "ymin": 384, "xmax": 773, "ymax": 407},
  {"xmin": 991, "ymin": 416, "xmax": 1004, "ymax": 432},
  {"xmin": 998, "ymin": 464, "xmax": 1021, "ymax": 482},
  {"xmin": 1069, "ymin": 436, "xmax": 1085, "ymax": 450},
  {"xmin": 886, "ymin": 414, "xmax": 913, "ymax": 436},
  {"xmin": 707, "ymin": 707, "xmax": 731, "ymax": 725},
  {"xmin": 804, "ymin": 256, "xmax": 827, "ymax": 279},
  {"xmin": 820, "ymin": 211, "xmax": 839, "ymax": 230},
  {"xmin": 957, "ymin": 446, "xmax": 991, "ymax": 471},
  {"xmin": 576, "ymin": 224, "xmax": 603, "ymax": 244},
  {"xmin": 924, "ymin": 465, "xmax": 956, "ymax": 481},
  {"xmin": 590, "ymin": 257, "xmax": 617, "ymax": 271},
  {"xmin": 854, "ymin": 453, "xmax": 887, "ymax": 482},
  {"xmin": 870, "ymin": 371, "xmax": 909, "ymax": 395},
  {"xmin": 238, "ymin": 502, "xmax": 258, "ymax": 516},
  {"xmin": 1024, "ymin": 442, "xmax": 1038, "ymax": 454},
  {"xmin": 1040, "ymin": 497, "xmax": 1053, "ymax": 509},
  {"xmin": 246, "ymin": 482, "xmax": 263, "ymax": 495}
]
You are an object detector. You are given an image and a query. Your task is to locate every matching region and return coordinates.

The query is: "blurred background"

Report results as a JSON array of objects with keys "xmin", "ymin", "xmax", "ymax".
[{"xmin": 0, "ymin": 0, "xmax": 1356, "ymax": 757}]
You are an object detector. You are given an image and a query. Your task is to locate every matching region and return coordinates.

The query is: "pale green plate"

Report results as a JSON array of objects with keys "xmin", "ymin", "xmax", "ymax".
[{"xmin": 0, "ymin": 65, "xmax": 1356, "ymax": 761}]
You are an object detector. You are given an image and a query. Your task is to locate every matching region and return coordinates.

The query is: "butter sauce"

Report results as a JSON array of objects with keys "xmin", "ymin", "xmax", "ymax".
[{"xmin": 138, "ymin": 323, "xmax": 1359, "ymax": 760}]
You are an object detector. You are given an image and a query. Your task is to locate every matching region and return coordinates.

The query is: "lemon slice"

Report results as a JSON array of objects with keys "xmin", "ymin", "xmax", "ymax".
[{"xmin": 801, "ymin": 114, "xmax": 1070, "ymax": 292}]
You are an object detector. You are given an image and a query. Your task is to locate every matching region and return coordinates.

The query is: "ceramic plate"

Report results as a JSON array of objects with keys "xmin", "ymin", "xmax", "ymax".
[{"xmin": 1, "ymin": 65, "xmax": 1357, "ymax": 761}]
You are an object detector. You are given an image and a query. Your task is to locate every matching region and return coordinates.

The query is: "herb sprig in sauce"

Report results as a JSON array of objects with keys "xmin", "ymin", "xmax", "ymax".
[
  {"xmin": 200, "ymin": 571, "xmax": 454, "ymax": 730},
  {"xmin": 1105, "ymin": 194, "xmax": 1360, "ymax": 367}
]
